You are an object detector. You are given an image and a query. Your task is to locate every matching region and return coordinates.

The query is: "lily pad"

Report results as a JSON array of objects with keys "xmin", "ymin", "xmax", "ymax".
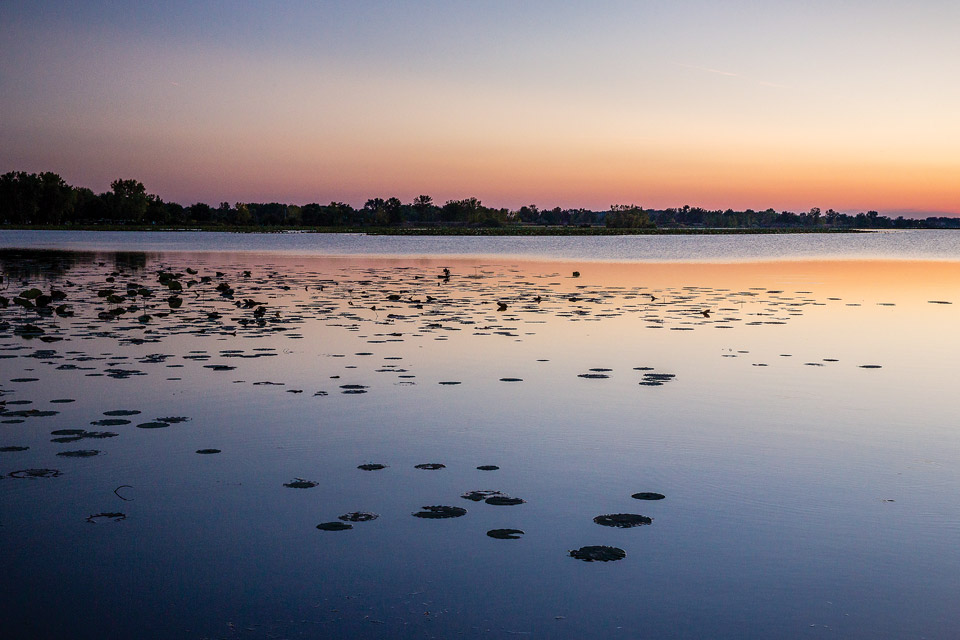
[
  {"xmin": 50, "ymin": 429, "xmax": 114, "ymax": 442},
  {"xmin": 569, "ymin": 545, "xmax": 626, "ymax": 562},
  {"xmin": 412, "ymin": 505, "xmax": 467, "ymax": 519},
  {"xmin": 56, "ymin": 450, "xmax": 101, "ymax": 457},
  {"xmin": 283, "ymin": 478, "xmax": 318, "ymax": 488},
  {"xmin": 136, "ymin": 421, "xmax": 170, "ymax": 429},
  {"xmin": 195, "ymin": 449, "xmax": 221, "ymax": 454},
  {"xmin": 485, "ymin": 496, "xmax": 525, "ymax": 506},
  {"xmin": 487, "ymin": 528, "xmax": 524, "ymax": 539},
  {"xmin": 103, "ymin": 409, "xmax": 141, "ymax": 416},
  {"xmin": 338, "ymin": 512, "xmax": 379, "ymax": 522},
  {"xmin": 414, "ymin": 463, "xmax": 446, "ymax": 470},
  {"xmin": 317, "ymin": 522, "xmax": 352, "ymax": 531},
  {"xmin": 90, "ymin": 418, "xmax": 131, "ymax": 426},
  {"xmin": 593, "ymin": 513, "xmax": 652, "ymax": 528},
  {"xmin": 476, "ymin": 465, "xmax": 500, "ymax": 471},
  {"xmin": 86, "ymin": 512, "xmax": 126, "ymax": 524},
  {"xmin": 9, "ymin": 468, "xmax": 62, "ymax": 478},
  {"xmin": 0, "ymin": 445, "xmax": 29, "ymax": 452},
  {"xmin": 358, "ymin": 463, "xmax": 387, "ymax": 471},
  {"xmin": 631, "ymin": 492, "xmax": 665, "ymax": 500},
  {"xmin": 462, "ymin": 490, "xmax": 504, "ymax": 501},
  {"xmin": 340, "ymin": 384, "xmax": 368, "ymax": 394}
]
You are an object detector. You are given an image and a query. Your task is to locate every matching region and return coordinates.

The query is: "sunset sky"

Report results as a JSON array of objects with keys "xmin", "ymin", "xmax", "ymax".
[{"xmin": 1, "ymin": 1, "xmax": 958, "ymax": 214}]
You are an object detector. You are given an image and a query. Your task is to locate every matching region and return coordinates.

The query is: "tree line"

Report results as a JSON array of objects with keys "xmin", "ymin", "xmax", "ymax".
[{"xmin": 1, "ymin": 171, "xmax": 957, "ymax": 230}]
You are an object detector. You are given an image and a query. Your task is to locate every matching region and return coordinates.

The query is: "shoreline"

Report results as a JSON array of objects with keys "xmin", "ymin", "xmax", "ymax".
[{"xmin": 0, "ymin": 224, "xmax": 866, "ymax": 235}]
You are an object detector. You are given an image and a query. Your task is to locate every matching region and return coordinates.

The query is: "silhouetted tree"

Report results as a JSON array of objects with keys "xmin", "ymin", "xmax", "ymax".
[{"xmin": 606, "ymin": 204, "xmax": 653, "ymax": 228}]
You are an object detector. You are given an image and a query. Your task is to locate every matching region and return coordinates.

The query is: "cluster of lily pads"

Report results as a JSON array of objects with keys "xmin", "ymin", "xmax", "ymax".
[
  {"xmin": 0, "ymin": 408, "xmax": 194, "ymax": 483},
  {"xmin": 0, "ymin": 251, "xmax": 906, "ymax": 556},
  {"xmin": 291, "ymin": 461, "xmax": 664, "ymax": 562},
  {"xmin": 0, "ymin": 251, "xmax": 896, "ymax": 437}
]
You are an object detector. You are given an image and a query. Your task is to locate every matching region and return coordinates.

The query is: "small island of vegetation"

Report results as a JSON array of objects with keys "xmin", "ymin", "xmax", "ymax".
[{"xmin": 2, "ymin": 171, "xmax": 956, "ymax": 235}]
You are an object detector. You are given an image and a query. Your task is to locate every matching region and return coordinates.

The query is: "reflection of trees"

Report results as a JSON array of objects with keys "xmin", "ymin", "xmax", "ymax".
[
  {"xmin": 0, "ymin": 249, "xmax": 151, "ymax": 282},
  {"xmin": 112, "ymin": 252, "xmax": 148, "ymax": 272},
  {"xmin": 0, "ymin": 249, "xmax": 92, "ymax": 281}
]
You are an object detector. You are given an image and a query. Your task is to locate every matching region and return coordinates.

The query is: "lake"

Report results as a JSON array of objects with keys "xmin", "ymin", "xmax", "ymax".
[{"xmin": 1, "ymin": 230, "xmax": 958, "ymax": 639}]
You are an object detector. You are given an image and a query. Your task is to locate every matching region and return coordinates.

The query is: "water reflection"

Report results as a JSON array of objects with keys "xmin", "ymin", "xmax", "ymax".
[
  {"xmin": 0, "ymin": 248, "xmax": 151, "ymax": 282},
  {"xmin": 0, "ymin": 251, "xmax": 958, "ymax": 639}
]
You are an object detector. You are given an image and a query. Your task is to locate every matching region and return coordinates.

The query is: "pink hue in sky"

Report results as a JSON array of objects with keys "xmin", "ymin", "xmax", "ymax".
[{"xmin": 1, "ymin": 1, "xmax": 958, "ymax": 215}]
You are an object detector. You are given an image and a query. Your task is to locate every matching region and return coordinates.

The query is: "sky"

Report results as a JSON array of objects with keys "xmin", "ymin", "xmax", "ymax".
[{"xmin": 1, "ymin": 0, "xmax": 958, "ymax": 214}]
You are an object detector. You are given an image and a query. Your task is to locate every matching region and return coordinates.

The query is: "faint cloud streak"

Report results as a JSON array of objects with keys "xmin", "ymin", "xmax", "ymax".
[{"xmin": 675, "ymin": 62, "xmax": 790, "ymax": 89}]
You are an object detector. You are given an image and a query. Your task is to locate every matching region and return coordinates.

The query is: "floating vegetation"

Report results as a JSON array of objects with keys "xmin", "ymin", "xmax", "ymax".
[
  {"xmin": 56, "ymin": 449, "xmax": 101, "ymax": 457},
  {"xmin": 340, "ymin": 384, "xmax": 368, "ymax": 394},
  {"xmin": 9, "ymin": 468, "xmax": 62, "ymax": 478},
  {"xmin": 135, "ymin": 421, "xmax": 170, "ymax": 429},
  {"xmin": 639, "ymin": 372, "xmax": 676, "ymax": 386},
  {"xmin": 593, "ymin": 513, "xmax": 652, "ymax": 528},
  {"xmin": 412, "ymin": 505, "xmax": 467, "ymax": 519},
  {"xmin": 487, "ymin": 529, "xmax": 524, "ymax": 539},
  {"xmin": 90, "ymin": 418, "xmax": 131, "ymax": 426},
  {"xmin": 50, "ymin": 430, "xmax": 118, "ymax": 443},
  {"xmin": 462, "ymin": 490, "xmax": 504, "ymax": 501},
  {"xmin": 1, "ymin": 249, "xmax": 927, "ymax": 597},
  {"xmin": 928, "ymin": 300, "xmax": 952, "ymax": 304},
  {"xmin": 859, "ymin": 364, "xmax": 882, "ymax": 369},
  {"xmin": 569, "ymin": 545, "xmax": 626, "ymax": 562},
  {"xmin": 283, "ymin": 478, "xmax": 318, "ymax": 488},
  {"xmin": 104, "ymin": 368, "xmax": 146, "ymax": 379},
  {"xmin": 86, "ymin": 512, "xmax": 126, "ymax": 524},
  {"xmin": 2, "ymin": 408, "xmax": 58, "ymax": 419},
  {"xmin": 338, "ymin": 512, "xmax": 379, "ymax": 522}
]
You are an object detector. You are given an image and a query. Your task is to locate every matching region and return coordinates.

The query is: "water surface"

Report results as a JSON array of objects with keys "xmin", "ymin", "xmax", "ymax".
[
  {"xmin": 1, "ymin": 237, "xmax": 958, "ymax": 639},
  {"xmin": 4, "ymin": 228, "xmax": 960, "ymax": 262}
]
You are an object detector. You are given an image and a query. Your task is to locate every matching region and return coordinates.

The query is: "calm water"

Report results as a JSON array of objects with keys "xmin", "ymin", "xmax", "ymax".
[
  {"xmin": 1, "ymin": 233, "xmax": 959, "ymax": 639},
  {"xmin": 3, "ymin": 228, "xmax": 960, "ymax": 262}
]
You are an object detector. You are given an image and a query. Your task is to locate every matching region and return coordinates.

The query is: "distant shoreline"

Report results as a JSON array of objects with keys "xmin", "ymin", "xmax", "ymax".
[{"xmin": 0, "ymin": 224, "xmax": 867, "ymax": 235}]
